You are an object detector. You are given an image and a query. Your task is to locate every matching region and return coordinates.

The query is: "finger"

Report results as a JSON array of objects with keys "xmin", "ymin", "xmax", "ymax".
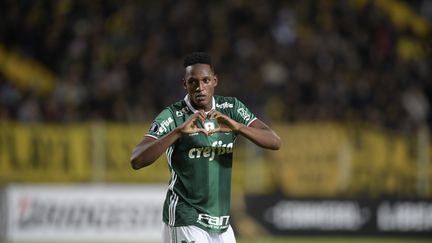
[
  {"xmin": 192, "ymin": 119, "xmax": 200, "ymax": 127},
  {"xmin": 208, "ymin": 128, "xmax": 217, "ymax": 135},
  {"xmin": 207, "ymin": 109, "xmax": 216, "ymax": 119},
  {"xmin": 209, "ymin": 110, "xmax": 223, "ymax": 120},
  {"xmin": 187, "ymin": 113, "xmax": 200, "ymax": 124},
  {"xmin": 209, "ymin": 127, "xmax": 232, "ymax": 134},
  {"xmin": 219, "ymin": 127, "xmax": 232, "ymax": 132},
  {"xmin": 195, "ymin": 128, "xmax": 209, "ymax": 136},
  {"xmin": 197, "ymin": 111, "xmax": 207, "ymax": 122},
  {"xmin": 209, "ymin": 113, "xmax": 219, "ymax": 120},
  {"xmin": 189, "ymin": 112, "xmax": 203, "ymax": 124},
  {"xmin": 216, "ymin": 114, "xmax": 233, "ymax": 125}
]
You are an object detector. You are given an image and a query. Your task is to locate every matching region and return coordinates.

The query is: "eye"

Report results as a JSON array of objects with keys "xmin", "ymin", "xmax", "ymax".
[{"xmin": 188, "ymin": 79, "xmax": 197, "ymax": 86}]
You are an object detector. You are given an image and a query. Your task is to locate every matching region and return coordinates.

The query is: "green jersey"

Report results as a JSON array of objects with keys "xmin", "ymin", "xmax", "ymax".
[{"xmin": 146, "ymin": 95, "xmax": 257, "ymax": 233}]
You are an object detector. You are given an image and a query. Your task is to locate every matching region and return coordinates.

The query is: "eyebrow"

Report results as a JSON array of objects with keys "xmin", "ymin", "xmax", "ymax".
[{"xmin": 187, "ymin": 75, "xmax": 211, "ymax": 80}]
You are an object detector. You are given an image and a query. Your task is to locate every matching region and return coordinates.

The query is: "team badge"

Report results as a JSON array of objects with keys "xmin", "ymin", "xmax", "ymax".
[{"xmin": 204, "ymin": 120, "xmax": 215, "ymax": 132}]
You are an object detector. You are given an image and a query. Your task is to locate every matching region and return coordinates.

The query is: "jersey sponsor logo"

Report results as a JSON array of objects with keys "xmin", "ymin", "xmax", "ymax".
[
  {"xmin": 237, "ymin": 108, "xmax": 251, "ymax": 121},
  {"xmin": 176, "ymin": 107, "xmax": 189, "ymax": 117},
  {"xmin": 216, "ymin": 102, "xmax": 233, "ymax": 109},
  {"xmin": 188, "ymin": 140, "xmax": 233, "ymax": 161},
  {"xmin": 156, "ymin": 117, "xmax": 174, "ymax": 135},
  {"xmin": 197, "ymin": 213, "xmax": 230, "ymax": 229}
]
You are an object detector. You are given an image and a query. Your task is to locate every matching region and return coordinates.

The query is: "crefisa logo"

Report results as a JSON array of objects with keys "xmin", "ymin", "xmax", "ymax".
[{"xmin": 188, "ymin": 140, "xmax": 233, "ymax": 161}]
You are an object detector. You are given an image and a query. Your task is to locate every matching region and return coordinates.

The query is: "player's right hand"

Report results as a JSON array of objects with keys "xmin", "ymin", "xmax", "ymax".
[{"xmin": 178, "ymin": 111, "xmax": 209, "ymax": 135}]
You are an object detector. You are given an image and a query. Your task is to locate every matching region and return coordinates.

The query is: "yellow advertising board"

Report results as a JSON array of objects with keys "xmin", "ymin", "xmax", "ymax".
[
  {"xmin": 0, "ymin": 122, "xmax": 430, "ymax": 198},
  {"xmin": 102, "ymin": 123, "xmax": 170, "ymax": 182},
  {"xmin": 267, "ymin": 123, "xmax": 349, "ymax": 197},
  {"xmin": 0, "ymin": 122, "xmax": 90, "ymax": 182},
  {"xmin": 0, "ymin": 122, "xmax": 169, "ymax": 183}
]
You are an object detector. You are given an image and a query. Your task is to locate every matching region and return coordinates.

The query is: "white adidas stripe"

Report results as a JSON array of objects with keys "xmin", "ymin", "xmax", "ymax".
[
  {"xmin": 168, "ymin": 193, "xmax": 178, "ymax": 226},
  {"xmin": 166, "ymin": 146, "xmax": 178, "ymax": 226}
]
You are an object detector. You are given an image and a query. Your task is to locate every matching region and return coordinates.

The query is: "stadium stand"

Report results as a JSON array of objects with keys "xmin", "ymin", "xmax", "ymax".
[{"xmin": 0, "ymin": 0, "xmax": 430, "ymax": 131}]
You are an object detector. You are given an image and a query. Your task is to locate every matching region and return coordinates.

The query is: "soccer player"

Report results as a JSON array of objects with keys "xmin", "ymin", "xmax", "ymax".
[{"xmin": 130, "ymin": 52, "xmax": 281, "ymax": 243}]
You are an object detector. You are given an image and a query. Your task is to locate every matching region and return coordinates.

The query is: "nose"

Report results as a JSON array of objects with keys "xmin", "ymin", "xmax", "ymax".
[{"xmin": 196, "ymin": 81, "xmax": 204, "ymax": 91}]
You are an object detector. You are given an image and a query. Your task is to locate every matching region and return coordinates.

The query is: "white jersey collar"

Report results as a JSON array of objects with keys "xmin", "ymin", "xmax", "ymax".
[{"xmin": 184, "ymin": 94, "xmax": 215, "ymax": 113}]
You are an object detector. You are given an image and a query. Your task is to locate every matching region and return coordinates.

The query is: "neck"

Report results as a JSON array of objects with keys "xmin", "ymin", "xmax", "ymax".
[
  {"xmin": 191, "ymin": 101, "xmax": 212, "ymax": 112},
  {"xmin": 186, "ymin": 94, "xmax": 214, "ymax": 112}
]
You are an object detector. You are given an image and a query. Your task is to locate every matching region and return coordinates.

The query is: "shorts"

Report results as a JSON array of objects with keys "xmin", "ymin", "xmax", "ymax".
[{"xmin": 162, "ymin": 223, "xmax": 236, "ymax": 243}]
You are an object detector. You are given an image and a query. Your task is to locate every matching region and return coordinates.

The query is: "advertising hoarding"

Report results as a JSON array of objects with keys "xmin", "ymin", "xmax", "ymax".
[{"xmin": 6, "ymin": 184, "xmax": 166, "ymax": 242}]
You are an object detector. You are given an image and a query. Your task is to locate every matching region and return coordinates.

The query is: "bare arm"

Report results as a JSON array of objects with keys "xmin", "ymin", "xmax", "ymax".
[
  {"xmin": 130, "ymin": 111, "xmax": 208, "ymax": 170},
  {"xmin": 237, "ymin": 119, "xmax": 281, "ymax": 150},
  {"xmin": 130, "ymin": 130, "xmax": 182, "ymax": 170},
  {"xmin": 208, "ymin": 110, "xmax": 281, "ymax": 150}
]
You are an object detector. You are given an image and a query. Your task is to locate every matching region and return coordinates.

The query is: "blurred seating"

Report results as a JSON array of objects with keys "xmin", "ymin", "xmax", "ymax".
[{"xmin": 0, "ymin": 0, "xmax": 430, "ymax": 132}]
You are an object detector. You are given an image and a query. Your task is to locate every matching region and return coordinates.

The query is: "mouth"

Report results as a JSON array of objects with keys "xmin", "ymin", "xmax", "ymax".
[{"xmin": 194, "ymin": 94, "xmax": 206, "ymax": 101}]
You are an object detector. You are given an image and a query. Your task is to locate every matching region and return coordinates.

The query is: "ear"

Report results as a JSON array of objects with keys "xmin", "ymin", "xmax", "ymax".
[
  {"xmin": 183, "ymin": 78, "xmax": 187, "ymax": 90},
  {"xmin": 213, "ymin": 75, "xmax": 218, "ymax": 87}
]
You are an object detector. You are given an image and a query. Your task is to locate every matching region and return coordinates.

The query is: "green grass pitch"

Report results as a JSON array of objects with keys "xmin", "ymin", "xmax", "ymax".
[{"xmin": 238, "ymin": 236, "xmax": 431, "ymax": 243}]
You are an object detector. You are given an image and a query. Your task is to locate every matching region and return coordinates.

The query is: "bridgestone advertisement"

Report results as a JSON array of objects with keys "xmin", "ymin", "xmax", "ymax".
[
  {"xmin": 6, "ymin": 184, "xmax": 166, "ymax": 242},
  {"xmin": 245, "ymin": 195, "xmax": 432, "ymax": 236}
]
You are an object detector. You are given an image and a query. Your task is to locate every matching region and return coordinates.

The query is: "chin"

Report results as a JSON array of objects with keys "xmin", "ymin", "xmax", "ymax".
[{"xmin": 193, "ymin": 99, "xmax": 209, "ymax": 109}]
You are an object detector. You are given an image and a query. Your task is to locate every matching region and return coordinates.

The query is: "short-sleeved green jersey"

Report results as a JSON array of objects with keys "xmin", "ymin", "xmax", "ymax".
[{"xmin": 146, "ymin": 95, "xmax": 257, "ymax": 233}]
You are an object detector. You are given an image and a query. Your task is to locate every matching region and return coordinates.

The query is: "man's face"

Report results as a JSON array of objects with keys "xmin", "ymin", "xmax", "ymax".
[{"xmin": 183, "ymin": 64, "xmax": 218, "ymax": 111}]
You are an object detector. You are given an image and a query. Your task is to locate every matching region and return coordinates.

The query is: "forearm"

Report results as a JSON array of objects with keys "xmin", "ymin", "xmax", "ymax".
[
  {"xmin": 130, "ymin": 128, "xmax": 182, "ymax": 169},
  {"xmin": 236, "ymin": 124, "xmax": 281, "ymax": 150}
]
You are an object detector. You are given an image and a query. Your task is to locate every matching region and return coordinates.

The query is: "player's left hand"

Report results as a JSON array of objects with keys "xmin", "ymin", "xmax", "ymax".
[{"xmin": 207, "ymin": 110, "xmax": 241, "ymax": 134}]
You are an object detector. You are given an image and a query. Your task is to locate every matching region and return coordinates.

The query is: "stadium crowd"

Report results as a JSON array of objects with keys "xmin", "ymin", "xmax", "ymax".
[{"xmin": 0, "ymin": 0, "xmax": 431, "ymax": 131}]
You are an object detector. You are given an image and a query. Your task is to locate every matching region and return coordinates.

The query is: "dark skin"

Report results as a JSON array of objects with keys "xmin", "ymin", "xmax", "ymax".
[{"xmin": 130, "ymin": 63, "xmax": 281, "ymax": 170}]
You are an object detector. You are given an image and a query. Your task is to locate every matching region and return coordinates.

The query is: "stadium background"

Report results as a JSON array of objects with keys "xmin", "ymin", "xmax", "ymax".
[{"xmin": 0, "ymin": 0, "xmax": 431, "ymax": 242}]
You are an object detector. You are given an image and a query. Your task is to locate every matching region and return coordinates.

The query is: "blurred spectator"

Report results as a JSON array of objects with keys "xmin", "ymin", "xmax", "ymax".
[{"xmin": 0, "ymin": 0, "xmax": 430, "ymax": 132}]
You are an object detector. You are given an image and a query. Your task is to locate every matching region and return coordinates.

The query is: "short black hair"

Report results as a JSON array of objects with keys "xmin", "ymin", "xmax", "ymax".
[{"xmin": 183, "ymin": 52, "xmax": 213, "ymax": 69}]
